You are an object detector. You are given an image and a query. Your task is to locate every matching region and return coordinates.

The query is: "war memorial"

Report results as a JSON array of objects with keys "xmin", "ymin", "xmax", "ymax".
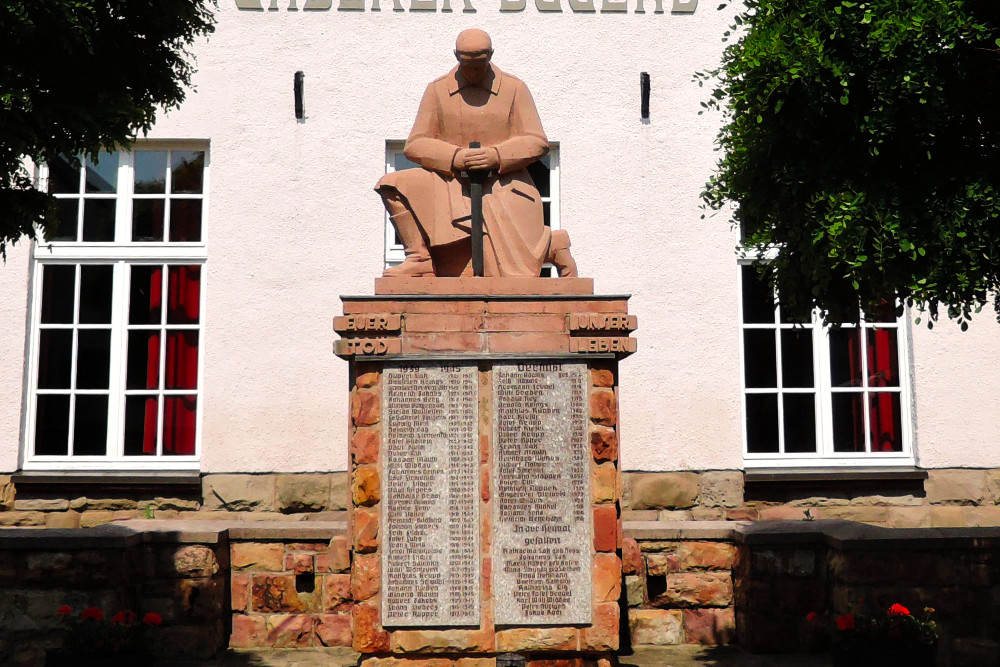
[
  {"xmin": 3, "ymin": 6, "xmax": 1000, "ymax": 666},
  {"xmin": 331, "ymin": 30, "xmax": 635, "ymax": 664}
]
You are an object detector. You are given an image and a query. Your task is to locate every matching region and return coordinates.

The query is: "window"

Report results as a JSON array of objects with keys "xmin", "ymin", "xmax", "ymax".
[
  {"xmin": 739, "ymin": 263, "xmax": 913, "ymax": 467},
  {"xmin": 24, "ymin": 145, "xmax": 207, "ymax": 470},
  {"xmin": 384, "ymin": 141, "xmax": 561, "ymax": 276}
]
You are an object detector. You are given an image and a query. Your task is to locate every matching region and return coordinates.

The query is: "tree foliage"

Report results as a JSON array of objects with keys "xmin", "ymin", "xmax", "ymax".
[
  {"xmin": 701, "ymin": 0, "xmax": 1000, "ymax": 327},
  {"xmin": 0, "ymin": 0, "xmax": 215, "ymax": 258}
]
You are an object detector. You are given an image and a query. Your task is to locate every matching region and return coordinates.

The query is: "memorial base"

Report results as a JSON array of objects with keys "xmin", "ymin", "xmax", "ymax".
[{"xmin": 336, "ymin": 278, "xmax": 635, "ymax": 666}]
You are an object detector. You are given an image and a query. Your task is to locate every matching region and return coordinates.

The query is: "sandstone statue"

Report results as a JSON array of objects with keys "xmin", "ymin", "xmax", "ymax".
[{"xmin": 376, "ymin": 29, "xmax": 577, "ymax": 278}]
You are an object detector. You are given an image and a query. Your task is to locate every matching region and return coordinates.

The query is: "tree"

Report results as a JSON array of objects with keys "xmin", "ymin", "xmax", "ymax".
[
  {"xmin": 0, "ymin": 0, "xmax": 215, "ymax": 258},
  {"xmin": 701, "ymin": 0, "xmax": 1000, "ymax": 327}
]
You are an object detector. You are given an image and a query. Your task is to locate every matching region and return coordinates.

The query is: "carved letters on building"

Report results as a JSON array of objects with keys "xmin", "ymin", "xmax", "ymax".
[
  {"xmin": 569, "ymin": 337, "xmax": 637, "ymax": 354},
  {"xmin": 235, "ymin": 0, "xmax": 697, "ymax": 13},
  {"xmin": 334, "ymin": 337, "xmax": 401, "ymax": 356},
  {"xmin": 568, "ymin": 313, "xmax": 638, "ymax": 332},
  {"xmin": 333, "ymin": 314, "xmax": 402, "ymax": 333}
]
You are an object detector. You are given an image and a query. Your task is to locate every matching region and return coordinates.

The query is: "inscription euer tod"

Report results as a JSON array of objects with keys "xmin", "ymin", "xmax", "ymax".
[
  {"xmin": 494, "ymin": 362, "xmax": 592, "ymax": 625},
  {"xmin": 381, "ymin": 363, "xmax": 480, "ymax": 627}
]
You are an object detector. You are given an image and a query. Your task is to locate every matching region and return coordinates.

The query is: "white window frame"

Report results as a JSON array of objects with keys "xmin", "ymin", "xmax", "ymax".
[
  {"xmin": 383, "ymin": 141, "xmax": 561, "ymax": 276},
  {"xmin": 21, "ymin": 141, "xmax": 209, "ymax": 471},
  {"xmin": 737, "ymin": 257, "xmax": 915, "ymax": 468}
]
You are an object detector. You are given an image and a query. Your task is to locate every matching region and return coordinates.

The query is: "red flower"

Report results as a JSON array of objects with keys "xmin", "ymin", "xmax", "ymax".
[
  {"xmin": 805, "ymin": 611, "xmax": 819, "ymax": 622},
  {"xmin": 111, "ymin": 610, "xmax": 136, "ymax": 625},
  {"xmin": 887, "ymin": 603, "xmax": 911, "ymax": 617},
  {"xmin": 57, "ymin": 605, "xmax": 72, "ymax": 617},
  {"xmin": 835, "ymin": 614, "xmax": 856, "ymax": 631},
  {"xmin": 142, "ymin": 612, "xmax": 162, "ymax": 626},
  {"xmin": 81, "ymin": 607, "xmax": 104, "ymax": 622}
]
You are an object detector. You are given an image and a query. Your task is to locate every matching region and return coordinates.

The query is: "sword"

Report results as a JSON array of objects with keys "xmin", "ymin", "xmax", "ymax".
[{"xmin": 468, "ymin": 141, "xmax": 488, "ymax": 277}]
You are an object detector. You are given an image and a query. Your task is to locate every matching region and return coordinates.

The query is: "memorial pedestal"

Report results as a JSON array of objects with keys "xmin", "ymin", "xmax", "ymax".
[{"xmin": 335, "ymin": 278, "xmax": 636, "ymax": 667}]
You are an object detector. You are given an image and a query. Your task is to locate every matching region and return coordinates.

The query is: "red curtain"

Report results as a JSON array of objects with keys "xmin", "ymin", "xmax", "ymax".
[
  {"xmin": 867, "ymin": 329, "xmax": 900, "ymax": 452},
  {"xmin": 164, "ymin": 396, "xmax": 197, "ymax": 455},
  {"xmin": 141, "ymin": 268, "xmax": 163, "ymax": 454},
  {"xmin": 162, "ymin": 266, "xmax": 200, "ymax": 455},
  {"xmin": 844, "ymin": 330, "xmax": 864, "ymax": 452}
]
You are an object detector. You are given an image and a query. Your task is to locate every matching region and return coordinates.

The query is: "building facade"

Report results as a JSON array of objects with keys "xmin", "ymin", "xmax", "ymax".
[{"xmin": 2, "ymin": 0, "xmax": 1000, "ymax": 524}]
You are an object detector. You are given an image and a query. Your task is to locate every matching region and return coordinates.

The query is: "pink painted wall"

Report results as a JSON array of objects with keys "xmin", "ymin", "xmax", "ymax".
[{"xmin": 2, "ymin": 1, "xmax": 997, "ymax": 474}]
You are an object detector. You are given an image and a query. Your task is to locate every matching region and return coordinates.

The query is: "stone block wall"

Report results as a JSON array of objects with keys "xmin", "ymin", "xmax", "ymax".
[
  {"xmin": 0, "ymin": 472, "xmax": 350, "ymax": 528},
  {"xmin": 229, "ymin": 535, "xmax": 354, "ymax": 649},
  {"xmin": 622, "ymin": 536, "xmax": 737, "ymax": 648},
  {"xmin": 5, "ymin": 466, "xmax": 1000, "ymax": 531},
  {"xmin": 622, "ymin": 468, "xmax": 1000, "ymax": 528},
  {"xmin": 0, "ymin": 524, "xmax": 228, "ymax": 666},
  {"xmin": 737, "ymin": 522, "xmax": 1000, "ymax": 664},
  {"xmin": 346, "ymin": 359, "xmax": 625, "ymax": 665}
]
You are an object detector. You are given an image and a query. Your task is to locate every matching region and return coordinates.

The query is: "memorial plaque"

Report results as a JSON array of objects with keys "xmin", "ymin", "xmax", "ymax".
[
  {"xmin": 493, "ymin": 363, "xmax": 592, "ymax": 625},
  {"xmin": 382, "ymin": 363, "xmax": 480, "ymax": 627}
]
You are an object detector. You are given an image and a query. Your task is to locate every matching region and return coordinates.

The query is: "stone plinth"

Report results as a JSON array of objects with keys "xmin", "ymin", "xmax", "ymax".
[{"xmin": 336, "ymin": 277, "xmax": 634, "ymax": 666}]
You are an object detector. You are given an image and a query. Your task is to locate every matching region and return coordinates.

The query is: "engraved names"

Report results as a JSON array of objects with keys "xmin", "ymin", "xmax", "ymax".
[
  {"xmin": 382, "ymin": 363, "xmax": 480, "ymax": 627},
  {"xmin": 493, "ymin": 363, "xmax": 591, "ymax": 625}
]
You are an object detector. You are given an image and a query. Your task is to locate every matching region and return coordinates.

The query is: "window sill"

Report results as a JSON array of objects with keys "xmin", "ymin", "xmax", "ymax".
[
  {"xmin": 743, "ymin": 466, "xmax": 927, "ymax": 503},
  {"xmin": 744, "ymin": 466, "xmax": 928, "ymax": 484},
  {"xmin": 11, "ymin": 471, "xmax": 202, "ymax": 493}
]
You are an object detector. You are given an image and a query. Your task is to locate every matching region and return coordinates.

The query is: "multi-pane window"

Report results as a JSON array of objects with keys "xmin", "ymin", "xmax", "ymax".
[
  {"xmin": 739, "ymin": 264, "xmax": 912, "ymax": 466},
  {"xmin": 25, "ymin": 145, "xmax": 207, "ymax": 470},
  {"xmin": 384, "ymin": 142, "xmax": 560, "ymax": 276}
]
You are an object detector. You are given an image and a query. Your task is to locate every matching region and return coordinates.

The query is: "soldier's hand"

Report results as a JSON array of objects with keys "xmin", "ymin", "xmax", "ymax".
[{"xmin": 455, "ymin": 147, "xmax": 499, "ymax": 172}]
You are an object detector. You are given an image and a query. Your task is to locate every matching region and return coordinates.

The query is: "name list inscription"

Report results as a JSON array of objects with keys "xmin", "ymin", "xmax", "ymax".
[
  {"xmin": 382, "ymin": 363, "xmax": 479, "ymax": 627},
  {"xmin": 493, "ymin": 363, "xmax": 591, "ymax": 625}
]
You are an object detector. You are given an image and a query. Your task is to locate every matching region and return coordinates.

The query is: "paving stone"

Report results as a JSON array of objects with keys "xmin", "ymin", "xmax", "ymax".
[
  {"xmin": 629, "ymin": 608, "xmax": 684, "ymax": 645},
  {"xmin": 389, "ymin": 627, "xmax": 495, "ymax": 652},
  {"xmin": 593, "ymin": 553, "xmax": 622, "ymax": 602},
  {"xmin": 322, "ymin": 573, "xmax": 352, "ymax": 611},
  {"xmin": 152, "ymin": 497, "xmax": 202, "ymax": 511},
  {"xmin": 698, "ymin": 471, "xmax": 743, "ymax": 508},
  {"xmin": 926, "ymin": 468, "xmax": 990, "ymax": 505},
  {"xmin": 495, "ymin": 627, "xmax": 579, "ymax": 652},
  {"xmin": 230, "ymin": 614, "xmax": 267, "ymax": 649},
  {"xmin": 315, "ymin": 614, "xmax": 353, "ymax": 647},
  {"xmin": 683, "ymin": 608, "xmax": 736, "ymax": 645},
  {"xmin": 266, "ymin": 613, "xmax": 313, "ymax": 648},
  {"xmin": 592, "ymin": 462, "xmax": 617, "ymax": 504},
  {"xmin": 0, "ymin": 476, "xmax": 13, "ymax": 510},
  {"xmin": 630, "ymin": 473, "xmax": 699, "ymax": 510},
  {"xmin": 13, "ymin": 499, "xmax": 70, "ymax": 511},
  {"xmin": 589, "ymin": 389, "xmax": 617, "ymax": 426},
  {"xmin": 352, "ymin": 466, "xmax": 380, "ymax": 507},
  {"xmin": 621, "ymin": 536, "xmax": 642, "ymax": 574},
  {"xmin": 277, "ymin": 474, "xmax": 331, "ymax": 513},
  {"xmin": 676, "ymin": 542, "xmax": 736, "ymax": 571},
  {"xmin": 330, "ymin": 473, "xmax": 350, "ymax": 511},
  {"xmin": 352, "ymin": 602, "xmax": 389, "ymax": 652},
  {"xmin": 232, "ymin": 543, "xmax": 284, "ymax": 571},
  {"xmin": 44, "ymin": 511, "xmax": 81, "ymax": 529},
  {"xmin": 252, "ymin": 574, "xmax": 306, "ymax": 613},
  {"xmin": 581, "ymin": 601, "xmax": 619, "ymax": 651},
  {"xmin": 351, "ymin": 553, "xmax": 379, "ymax": 602},
  {"xmin": 657, "ymin": 572, "xmax": 733, "ymax": 608},
  {"xmin": 203, "ymin": 474, "xmax": 276, "ymax": 511},
  {"xmin": 352, "ymin": 389, "xmax": 381, "ymax": 427},
  {"xmin": 626, "ymin": 574, "xmax": 645, "ymax": 607},
  {"xmin": 351, "ymin": 428, "xmax": 379, "ymax": 465}
]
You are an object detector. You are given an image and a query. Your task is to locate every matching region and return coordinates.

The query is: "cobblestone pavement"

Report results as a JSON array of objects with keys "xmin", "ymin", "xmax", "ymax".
[{"xmin": 162, "ymin": 646, "xmax": 833, "ymax": 666}]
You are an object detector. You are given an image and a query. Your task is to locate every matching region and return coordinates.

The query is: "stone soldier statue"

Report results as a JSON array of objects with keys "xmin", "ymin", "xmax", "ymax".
[{"xmin": 376, "ymin": 29, "xmax": 577, "ymax": 278}]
